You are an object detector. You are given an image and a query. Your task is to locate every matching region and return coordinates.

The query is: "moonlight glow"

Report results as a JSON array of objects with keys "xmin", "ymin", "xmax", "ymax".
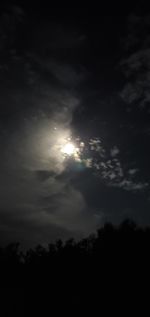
[{"xmin": 61, "ymin": 142, "xmax": 76, "ymax": 156}]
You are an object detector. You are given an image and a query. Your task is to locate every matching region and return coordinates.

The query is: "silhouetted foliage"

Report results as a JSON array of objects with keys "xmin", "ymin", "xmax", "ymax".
[{"xmin": 1, "ymin": 219, "xmax": 150, "ymax": 314}]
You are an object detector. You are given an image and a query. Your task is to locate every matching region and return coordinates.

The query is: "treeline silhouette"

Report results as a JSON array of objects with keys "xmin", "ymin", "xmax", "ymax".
[{"xmin": 1, "ymin": 219, "xmax": 150, "ymax": 315}]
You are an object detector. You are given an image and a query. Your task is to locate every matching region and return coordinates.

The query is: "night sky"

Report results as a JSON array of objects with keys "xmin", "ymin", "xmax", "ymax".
[{"xmin": 0, "ymin": 3, "xmax": 150, "ymax": 248}]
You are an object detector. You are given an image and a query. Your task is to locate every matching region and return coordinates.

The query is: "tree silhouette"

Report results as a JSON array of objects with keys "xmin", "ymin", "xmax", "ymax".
[{"xmin": 0, "ymin": 219, "xmax": 150, "ymax": 313}]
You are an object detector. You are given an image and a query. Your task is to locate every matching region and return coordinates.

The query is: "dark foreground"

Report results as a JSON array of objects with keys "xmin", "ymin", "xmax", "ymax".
[{"xmin": 0, "ymin": 220, "xmax": 150, "ymax": 315}]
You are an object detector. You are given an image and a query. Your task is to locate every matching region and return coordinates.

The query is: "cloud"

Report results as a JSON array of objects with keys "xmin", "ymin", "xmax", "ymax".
[
  {"xmin": 35, "ymin": 170, "xmax": 56, "ymax": 182},
  {"xmin": 110, "ymin": 146, "xmax": 120, "ymax": 157},
  {"xmin": 128, "ymin": 168, "xmax": 139, "ymax": 175},
  {"xmin": 120, "ymin": 15, "xmax": 150, "ymax": 111},
  {"xmin": 0, "ymin": 10, "xmax": 93, "ymax": 246},
  {"xmin": 41, "ymin": 184, "xmax": 98, "ymax": 234},
  {"xmin": 112, "ymin": 179, "xmax": 149, "ymax": 191},
  {"xmin": 0, "ymin": 147, "xmax": 100, "ymax": 248},
  {"xmin": 0, "ymin": 207, "xmax": 76, "ymax": 249},
  {"xmin": 83, "ymin": 138, "xmax": 149, "ymax": 193},
  {"xmin": 43, "ymin": 61, "xmax": 85, "ymax": 87}
]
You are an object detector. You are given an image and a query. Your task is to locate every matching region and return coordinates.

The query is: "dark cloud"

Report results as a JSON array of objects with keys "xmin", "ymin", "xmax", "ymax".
[
  {"xmin": 0, "ymin": 208, "xmax": 77, "ymax": 249},
  {"xmin": 120, "ymin": 15, "xmax": 150, "ymax": 112},
  {"xmin": 35, "ymin": 170, "xmax": 56, "ymax": 182}
]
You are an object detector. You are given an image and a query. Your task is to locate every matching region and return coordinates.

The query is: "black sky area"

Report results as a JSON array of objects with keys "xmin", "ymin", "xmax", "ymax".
[{"xmin": 0, "ymin": 3, "xmax": 150, "ymax": 249}]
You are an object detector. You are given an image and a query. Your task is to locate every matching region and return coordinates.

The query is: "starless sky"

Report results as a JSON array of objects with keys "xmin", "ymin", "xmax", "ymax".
[{"xmin": 0, "ymin": 3, "xmax": 150, "ymax": 248}]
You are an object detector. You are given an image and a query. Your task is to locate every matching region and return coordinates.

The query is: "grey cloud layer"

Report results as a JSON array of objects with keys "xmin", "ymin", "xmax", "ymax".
[{"xmin": 0, "ymin": 7, "xmax": 99, "ymax": 247}]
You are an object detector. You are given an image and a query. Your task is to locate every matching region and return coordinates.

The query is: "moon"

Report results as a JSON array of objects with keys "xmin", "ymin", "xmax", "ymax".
[{"xmin": 61, "ymin": 142, "xmax": 76, "ymax": 156}]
